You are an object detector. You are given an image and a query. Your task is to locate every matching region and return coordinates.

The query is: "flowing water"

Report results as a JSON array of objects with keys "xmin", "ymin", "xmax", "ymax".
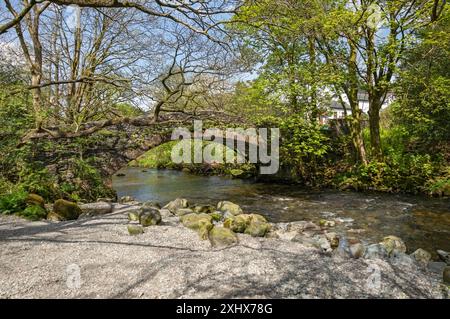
[{"xmin": 113, "ymin": 167, "xmax": 450, "ymax": 257}]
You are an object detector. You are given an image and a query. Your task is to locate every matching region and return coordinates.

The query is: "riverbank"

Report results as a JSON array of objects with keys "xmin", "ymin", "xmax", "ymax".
[{"xmin": 0, "ymin": 200, "xmax": 448, "ymax": 298}]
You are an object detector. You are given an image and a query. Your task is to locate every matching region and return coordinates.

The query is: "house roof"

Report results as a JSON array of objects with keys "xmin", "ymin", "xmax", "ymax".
[{"xmin": 330, "ymin": 101, "xmax": 348, "ymax": 110}]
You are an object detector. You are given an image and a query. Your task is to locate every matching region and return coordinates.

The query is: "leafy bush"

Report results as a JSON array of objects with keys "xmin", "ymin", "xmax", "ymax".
[
  {"xmin": 17, "ymin": 205, "xmax": 47, "ymax": 221},
  {"xmin": 0, "ymin": 190, "xmax": 28, "ymax": 214}
]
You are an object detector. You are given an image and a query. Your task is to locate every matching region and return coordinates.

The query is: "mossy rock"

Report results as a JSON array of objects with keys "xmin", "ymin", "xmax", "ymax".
[
  {"xmin": 209, "ymin": 211, "xmax": 223, "ymax": 222},
  {"xmin": 53, "ymin": 199, "xmax": 82, "ymax": 220},
  {"xmin": 175, "ymin": 208, "xmax": 194, "ymax": 217},
  {"xmin": 141, "ymin": 201, "xmax": 161, "ymax": 210},
  {"xmin": 18, "ymin": 205, "xmax": 47, "ymax": 221},
  {"xmin": 217, "ymin": 201, "xmax": 243, "ymax": 216},
  {"xmin": 25, "ymin": 194, "xmax": 45, "ymax": 208},
  {"xmin": 244, "ymin": 220, "xmax": 271, "ymax": 237},
  {"xmin": 248, "ymin": 213, "xmax": 267, "ymax": 223},
  {"xmin": 224, "ymin": 215, "xmax": 251, "ymax": 233},
  {"xmin": 193, "ymin": 205, "xmax": 215, "ymax": 214},
  {"xmin": 209, "ymin": 227, "xmax": 238, "ymax": 247},
  {"xmin": 139, "ymin": 209, "xmax": 162, "ymax": 227},
  {"xmin": 380, "ymin": 235, "xmax": 406, "ymax": 256},
  {"xmin": 128, "ymin": 209, "xmax": 141, "ymax": 221},
  {"xmin": 180, "ymin": 213, "xmax": 213, "ymax": 240},
  {"xmin": 128, "ymin": 224, "xmax": 144, "ymax": 235},
  {"xmin": 163, "ymin": 198, "xmax": 189, "ymax": 214}
]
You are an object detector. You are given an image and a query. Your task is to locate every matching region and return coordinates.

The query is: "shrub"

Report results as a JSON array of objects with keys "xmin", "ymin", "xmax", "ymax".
[
  {"xmin": 18, "ymin": 205, "xmax": 47, "ymax": 221},
  {"xmin": 0, "ymin": 190, "xmax": 28, "ymax": 214}
]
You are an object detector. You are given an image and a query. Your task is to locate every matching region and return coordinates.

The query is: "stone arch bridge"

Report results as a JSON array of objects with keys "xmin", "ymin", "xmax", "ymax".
[{"xmin": 22, "ymin": 111, "xmax": 267, "ymax": 195}]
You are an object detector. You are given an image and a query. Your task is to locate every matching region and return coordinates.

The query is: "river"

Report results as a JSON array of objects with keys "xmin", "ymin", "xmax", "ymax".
[{"xmin": 112, "ymin": 167, "xmax": 450, "ymax": 256}]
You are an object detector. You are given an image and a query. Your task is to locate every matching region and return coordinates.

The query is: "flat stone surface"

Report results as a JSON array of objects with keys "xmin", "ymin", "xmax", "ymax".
[{"xmin": 0, "ymin": 207, "xmax": 447, "ymax": 299}]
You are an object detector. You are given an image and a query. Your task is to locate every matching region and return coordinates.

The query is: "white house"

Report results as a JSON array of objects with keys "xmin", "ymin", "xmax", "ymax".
[{"xmin": 320, "ymin": 91, "xmax": 394, "ymax": 124}]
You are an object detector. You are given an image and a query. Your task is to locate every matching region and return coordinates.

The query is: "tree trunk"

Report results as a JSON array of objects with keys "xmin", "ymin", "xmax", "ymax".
[
  {"xmin": 368, "ymin": 99, "xmax": 382, "ymax": 160},
  {"xmin": 347, "ymin": 42, "xmax": 367, "ymax": 165}
]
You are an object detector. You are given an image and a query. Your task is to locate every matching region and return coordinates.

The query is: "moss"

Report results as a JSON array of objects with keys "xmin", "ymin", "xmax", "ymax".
[
  {"xmin": 224, "ymin": 215, "xmax": 250, "ymax": 233},
  {"xmin": 209, "ymin": 211, "xmax": 223, "ymax": 222},
  {"xmin": 53, "ymin": 199, "xmax": 82, "ymax": 220},
  {"xmin": 25, "ymin": 193, "xmax": 45, "ymax": 208},
  {"xmin": 180, "ymin": 213, "xmax": 213, "ymax": 240},
  {"xmin": 209, "ymin": 226, "xmax": 238, "ymax": 247},
  {"xmin": 127, "ymin": 224, "xmax": 144, "ymax": 235}
]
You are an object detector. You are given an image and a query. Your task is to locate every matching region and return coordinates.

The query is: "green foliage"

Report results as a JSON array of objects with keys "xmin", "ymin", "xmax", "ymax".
[
  {"xmin": 130, "ymin": 140, "xmax": 257, "ymax": 178},
  {"xmin": 0, "ymin": 190, "xmax": 28, "ymax": 214},
  {"xmin": 17, "ymin": 205, "xmax": 47, "ymax": 221},
  {"xmin": 66, "ymin": 158, "xmax": 115, "ymax": 202},
  {"xmin": 114, "ymin": 103, "xmax": 144, "ymax": 117},
  {"xmin": 18, "ymin": 165, "xmax": 58, "ymax": 200}
]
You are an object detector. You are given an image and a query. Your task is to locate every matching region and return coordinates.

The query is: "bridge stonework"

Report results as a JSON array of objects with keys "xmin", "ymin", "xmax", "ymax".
[{"xmin": 21, "ymin": 112, "xmax": 248, "ymax": 200}]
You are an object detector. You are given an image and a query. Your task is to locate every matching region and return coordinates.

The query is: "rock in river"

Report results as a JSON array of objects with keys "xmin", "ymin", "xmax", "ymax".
[
  {"xmin": 209, "ymin": 227, "xmax": 238, "ymax": 247},
  {"xmin": 410, "ymin": 248, "xmax": 431, "ymax": 266},
  {"xmin": 380, "ymin": 235, "xmax": 406, "ymax": 256},
  {"xmin": 437, "ymin": 250, "xmax": 450, "ymax": 265}
]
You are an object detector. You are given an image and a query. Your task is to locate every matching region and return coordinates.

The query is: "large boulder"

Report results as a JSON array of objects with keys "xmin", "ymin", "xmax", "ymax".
[
  {"xmin": 217, "ymin": 201, "xmax": 243, "ymax": 216},
  {"xmin": 163, "ymin": 198, "xmax": 189, "ymax": 214},
  {"xmin": 380, "ymin": 235, "xmax": 406, "ymax": 256},
  {"xmin": 26, "ymin": 194, "xmax": 45, "ymax": 208},
  {"xmin": 209, "ymin": 227, "xmax": 238, "ymax": 247},
  {"xmin": 180, "ymin": 213, "xmax": 213, "ymax": 240},
  {"xmin": 53, "ymin": 199, "xmax": 82, "ymax": 220},
  {"xmin": 79, "ymin": 202, "xmax": 113, "ymax": 217},
  {"xmin": 139, "ymin": 208, "xmax": 162, "ymax": 227},
  {"xmin": 410, "ymin": 248, "xmax": 431, "ymax": 266}
]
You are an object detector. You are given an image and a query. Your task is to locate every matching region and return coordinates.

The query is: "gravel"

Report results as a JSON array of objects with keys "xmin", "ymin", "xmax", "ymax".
[{"xmin": 0, "ymin": 205, "xmax": 447, "ymax": 299}]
